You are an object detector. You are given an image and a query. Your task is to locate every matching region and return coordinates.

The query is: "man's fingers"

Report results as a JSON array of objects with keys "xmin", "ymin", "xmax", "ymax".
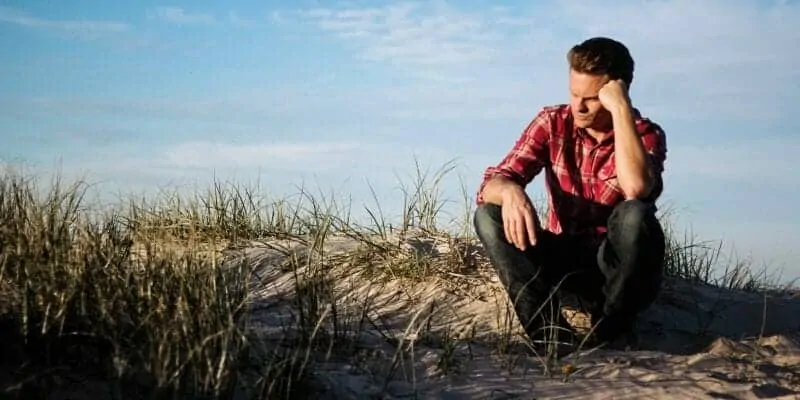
[
  {"xmin": 503, "ymin": 214, "xmax": 513, "ymax": 246},
  {"xmin": 517, "ymin": 214, "xmax": 533, "ymax": 249},
  {"xmin": 511, "ymin": 217, "xmax": 523, "ymax": 249},
  {"xmin": 511, "ymin": 218, "xmax": 520, "ymax": 248},
  {"xmin": 503, "ymin": 213, "xmax": 516, "ymax": 247},
  {"xmin": 503, "ymin": 213, "xmax": 511, "ymax": 242},
  {"xmin": 503, "ymin": 209, "xmax": 536, "ymax": 250},
  {"xmin": 506, "ymin": 215, "xmax": 520, "ymax": 250},
  {"xmin": 525, "ymin": 212, "xmax": 537, "ymax": 246}
]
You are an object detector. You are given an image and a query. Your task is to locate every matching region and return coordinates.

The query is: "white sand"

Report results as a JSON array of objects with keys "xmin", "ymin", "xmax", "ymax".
[{"xmin": 225, "ymin": 232, "xmax": 800, "ymax": 399}]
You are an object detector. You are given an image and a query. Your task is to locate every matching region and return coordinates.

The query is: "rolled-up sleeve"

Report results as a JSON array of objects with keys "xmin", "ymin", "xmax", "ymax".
[{"xmin": 476, "ymin": 110, "xmax": 551, "ymax": 205}]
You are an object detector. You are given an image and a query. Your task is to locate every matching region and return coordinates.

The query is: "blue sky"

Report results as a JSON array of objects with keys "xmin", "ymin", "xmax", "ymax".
[{"xmin": 1, "ymin": 0, "xmax": 798, "ymax": 283}]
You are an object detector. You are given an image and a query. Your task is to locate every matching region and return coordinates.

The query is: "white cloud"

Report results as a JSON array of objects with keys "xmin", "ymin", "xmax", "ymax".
[
  {"xmin": 295, "ymin": 2, "xmax": 558, "ymax": 81},
  {"xmin": 0, "ymin": 6, "xmax": 130, "ymax": 36},
  {"xmin": 18, "ymin": 139, "xmax": 467, "ymax": 218},
  {"xmin": 5, "ymin": 77, "xmax": 550, "ymax": 124},
  {"xmin": 228, "ymin": 11, "xmax": 256, "ymax": 28},
  {"xmin": 149, "ymin": 6, "xmax": 217, "ymax": 26},
  {"xmin": 268, "ymin": 10, "xmax": 286, "ymax": 25},
  {"xmin": 161, "ymin": 141, "xmax": 363, "ymax": 170},
  {"xmin": 0, "ymin": 6, "xmax": 176, "ymax": 51}
]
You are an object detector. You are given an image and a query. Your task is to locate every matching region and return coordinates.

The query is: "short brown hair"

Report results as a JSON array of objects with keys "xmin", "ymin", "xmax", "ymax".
[{"xmin": 567, "ymin": 37, "xmax": 635, "ymax": 85}]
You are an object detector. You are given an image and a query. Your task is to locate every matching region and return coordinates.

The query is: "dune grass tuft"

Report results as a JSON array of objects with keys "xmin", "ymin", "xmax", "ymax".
[{"xmin": 0, "ymin": 169, "xmax": 255, "ymax": 398}]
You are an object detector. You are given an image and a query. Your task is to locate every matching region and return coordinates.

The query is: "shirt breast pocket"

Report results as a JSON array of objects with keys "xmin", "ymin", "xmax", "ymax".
[{"xmin": 597, "ymin": 162, "xmax": 622, "ymax": 196}]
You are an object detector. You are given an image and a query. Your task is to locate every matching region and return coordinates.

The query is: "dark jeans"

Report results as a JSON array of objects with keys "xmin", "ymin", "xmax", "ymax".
[{"xmin": 473, "ymin": 199, "xmax": 666, "ymax": 344}]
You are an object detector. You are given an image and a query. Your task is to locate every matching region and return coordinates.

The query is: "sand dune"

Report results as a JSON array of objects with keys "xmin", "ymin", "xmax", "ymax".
[{"xmin": 224, "ymin": 232, "xmax": 800, "ymax": 399}]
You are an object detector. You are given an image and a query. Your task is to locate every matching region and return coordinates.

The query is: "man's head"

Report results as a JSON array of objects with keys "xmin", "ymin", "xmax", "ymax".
[{"xmin": 567, "ymin": 37, "xmax": 634, "ymax": 130}]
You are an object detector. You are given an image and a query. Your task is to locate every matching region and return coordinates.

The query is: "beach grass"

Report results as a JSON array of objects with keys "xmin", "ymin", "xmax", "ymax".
[{"xmin": 0, "ymin": 161, "xmax": 791, "ymax": 399}]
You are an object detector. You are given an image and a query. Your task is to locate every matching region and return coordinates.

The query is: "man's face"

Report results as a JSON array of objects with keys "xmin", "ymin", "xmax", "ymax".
[{"xmin": 568, "ymin": 68, "xmax": 611, "ymax": 130}]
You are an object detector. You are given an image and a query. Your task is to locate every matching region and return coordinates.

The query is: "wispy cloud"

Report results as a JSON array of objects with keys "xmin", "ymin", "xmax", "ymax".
[
  {"xmin": 227, "ymin": 11, "xmax": 256, "ymax": 28},
  {"xmin": 0, "ymin": 6, "xmax": 177, "ymax": 51},
  {"xmin": 148, "ymin": 6, "xmax": 217, "ymax": 26},
  {"xmin": 2, "ymin": 79, "xmax": 545, "ymax": 126},
  {"xmin": 161, "ymin": 141, "xmax": 362, "ymax": 170},
  {"xmin": 26, "ymin": 139, "xmax": 458, "ymax": 210},
  {"xmin": 145, "ymin": 7, "xmax": 257, "ymax": 28},
  {"xmin": 295, "ymin": 2, "xmax": 557, "ymax": 81},
  {"xmin": 0, "ymin": 6, "xmax": 130, "ymax": 38}
]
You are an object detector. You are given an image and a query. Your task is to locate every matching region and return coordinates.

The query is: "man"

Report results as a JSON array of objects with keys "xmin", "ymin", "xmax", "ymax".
[{"xmin": 473, "ymin": 37, "xmax": 668, "ymax": 353}]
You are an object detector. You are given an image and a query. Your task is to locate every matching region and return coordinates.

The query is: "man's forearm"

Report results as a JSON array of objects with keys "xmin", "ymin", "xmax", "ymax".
[{"xmin": 611, "ymin": 105, "xmax": 653, "ymax": 199}]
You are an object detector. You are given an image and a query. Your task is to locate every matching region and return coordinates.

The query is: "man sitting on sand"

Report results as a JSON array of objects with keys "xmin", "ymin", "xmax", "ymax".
[{"xmin": 473, "ymin": 37, "xmax": 668, "ymax": 352}]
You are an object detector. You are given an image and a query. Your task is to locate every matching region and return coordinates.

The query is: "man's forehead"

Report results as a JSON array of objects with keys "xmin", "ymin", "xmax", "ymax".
[{"xmin": 569, "ymin": 71, "xmax": 608, "ymax": 91}]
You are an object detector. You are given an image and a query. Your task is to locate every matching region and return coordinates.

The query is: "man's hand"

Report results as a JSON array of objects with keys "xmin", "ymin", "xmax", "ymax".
[
  {"xmin": 598, "ymin": 79, "xmax": 632, "ymax": 114},
  {"xmin": 500, "ymin": 186, "xmax": 538, "ymax": 250}
]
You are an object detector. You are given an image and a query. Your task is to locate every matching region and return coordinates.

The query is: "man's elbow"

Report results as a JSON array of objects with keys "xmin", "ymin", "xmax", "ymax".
[{"xmin": 621, "ymin": 176, "xmax": 654, "ymax": 200}]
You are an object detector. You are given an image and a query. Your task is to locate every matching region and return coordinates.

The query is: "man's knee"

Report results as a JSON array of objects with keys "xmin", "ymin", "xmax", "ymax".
[
  {"xmin": 473, "ymin": 203, "xmax": 504, "ymax": 244},
  {"xmin": 610, "ymin": 199, "xmax": 653, "ymax": 230},
  {"xmin": 608, "ymin": 199, "xmax": 663, "ymax": 242},
  {"xmin": 604, "ymin": 199, "xmax": 665, "ymax": 274}
]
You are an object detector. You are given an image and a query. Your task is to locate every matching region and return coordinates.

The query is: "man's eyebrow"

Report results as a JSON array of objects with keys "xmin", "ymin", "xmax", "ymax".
[{"xmin": 571, "ymin": 92, "xmax": 599, "ymax": 100}]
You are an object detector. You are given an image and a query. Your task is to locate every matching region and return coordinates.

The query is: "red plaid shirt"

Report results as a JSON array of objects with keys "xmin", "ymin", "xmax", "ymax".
[{"xmin": 477, "ymin": 104, "xmax": 667, "ymax": 243}]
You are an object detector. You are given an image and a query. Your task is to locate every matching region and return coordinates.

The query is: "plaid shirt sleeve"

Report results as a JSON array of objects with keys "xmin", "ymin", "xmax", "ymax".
[
  {"xmin": 476, "ymin": 110, "xmax": 551, "ymax": 205},
  {"xmin": 639, "ymin": 120, "xmax": 668, "ymax": 202}
]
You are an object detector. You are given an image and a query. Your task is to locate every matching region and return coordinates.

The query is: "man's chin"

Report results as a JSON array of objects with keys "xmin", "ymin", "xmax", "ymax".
[{"xmin": 573, "ymin": 118, "xmax": 592, "ymax": 128}]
